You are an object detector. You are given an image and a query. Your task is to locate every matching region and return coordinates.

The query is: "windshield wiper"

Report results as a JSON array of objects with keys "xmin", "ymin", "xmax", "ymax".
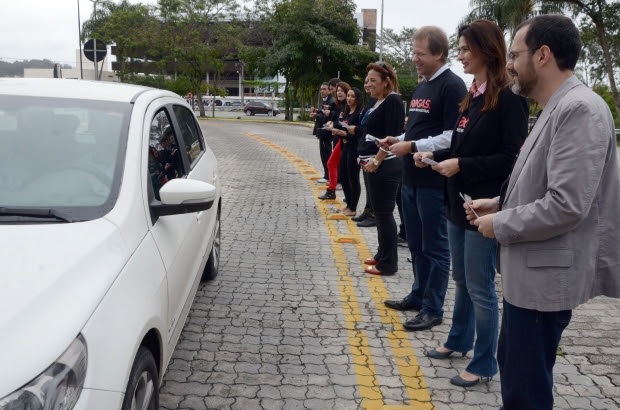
[{"xmin": 0, "ymin": 207, "xmax": 74, "ymax": 223}]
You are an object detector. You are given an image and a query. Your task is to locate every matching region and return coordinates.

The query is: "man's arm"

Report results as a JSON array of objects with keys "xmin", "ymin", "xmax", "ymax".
[
  {"xmin": 412, "ymin": 130, "xmax": 453, "ymax": 152},
  {"xmin": 493, "ymin": 100, "xmax": 612, "ymax": 244}
]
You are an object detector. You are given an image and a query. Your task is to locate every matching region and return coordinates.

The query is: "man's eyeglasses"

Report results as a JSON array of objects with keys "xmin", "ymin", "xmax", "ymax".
[{"xmin": 508, "ymin": 48, "xmax": 536, "ymax": 62}]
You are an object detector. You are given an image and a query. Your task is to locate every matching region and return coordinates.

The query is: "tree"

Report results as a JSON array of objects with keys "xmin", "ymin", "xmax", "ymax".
[
  {"xmin": 248, "ymin": 0, "xmax": 377, "ymax": 120},
  {"xmin": 462, "ymin": 0, "xmax": 620, "ymax": 119},
  {"xmin": 82, "ymin": 1, "xmax": 158, "ymax": 81},
  {"xmin": 381, "ymin": 27, "xmax": 416, "ymax": 78},
  {"xmin": 155, "ymin": 0, "xmax": 241, "ymax": 117}
]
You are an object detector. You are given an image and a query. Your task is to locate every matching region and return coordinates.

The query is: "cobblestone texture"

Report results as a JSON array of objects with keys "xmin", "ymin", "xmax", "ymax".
[{"xmin": 159, "ymin": 120, "xmax": 620, "ymax": 409}]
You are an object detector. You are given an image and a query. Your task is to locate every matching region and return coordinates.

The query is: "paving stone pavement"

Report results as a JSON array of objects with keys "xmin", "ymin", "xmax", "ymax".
[{"xmin": 159, "ymin": 120, "xmax": 620, "ymax": 410}]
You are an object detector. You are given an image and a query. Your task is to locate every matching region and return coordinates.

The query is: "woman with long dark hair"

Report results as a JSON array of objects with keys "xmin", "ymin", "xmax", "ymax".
[
  {"xmin": 417, "ymin": 20, "xmax": 528, "ymax": 387},
  {"xmin": 329, "ymin": 87, "xmax": 364, "ymax": 215},
  {"xmin": 318, "ymin": 82, "xmax": 351, "ymax": 200},
  {"xmin": 359, "ymin": 62, "xmax": 405, "ymax": 276}
]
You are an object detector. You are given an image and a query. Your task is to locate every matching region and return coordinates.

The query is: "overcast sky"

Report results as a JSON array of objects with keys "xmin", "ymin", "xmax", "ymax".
[{"xmin": 0, "ymin": 0, "xmax": 473, "ymax": 83}]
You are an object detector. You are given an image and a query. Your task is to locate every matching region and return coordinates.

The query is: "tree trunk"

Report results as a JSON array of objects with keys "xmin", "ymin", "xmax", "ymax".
[
  {"xmin": 284, "ymin": 79, "xmax": 292, "ymax": 121},
  {"xmin": 594, "ymin": 23, "xmax": 620, "ymax": 120},
  {"xmin": 196, "ymin": 87, "xmax": 205, "ymax": 118}
]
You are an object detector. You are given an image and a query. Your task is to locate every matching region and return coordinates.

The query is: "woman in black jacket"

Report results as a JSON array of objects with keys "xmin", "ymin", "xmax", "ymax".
[
  {"xmin": 417, "ymin": 20, "xmax": 528, "ymax": 387},
  {"xmin": 360, "ymin": 62, "xmax": 405, "ymax": 276},
  {"xmin": 329, "ymin": 87, "xmax": 364, "ymax": 215}
]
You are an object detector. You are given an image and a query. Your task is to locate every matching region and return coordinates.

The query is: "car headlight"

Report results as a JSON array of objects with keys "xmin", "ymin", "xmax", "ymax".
[{"xmin": 0, "ymin": 334, "xmax": 87, "ymax": 410}]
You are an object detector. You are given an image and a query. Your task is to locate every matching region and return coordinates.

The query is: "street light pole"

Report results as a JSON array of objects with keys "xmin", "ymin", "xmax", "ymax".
[
  {"xmin": 379, "ymin": 0, "xmax": 384, "ymax": 62},
  {"xmin": 237, "ymin": 61, "xmax": 245, "ymax": 106},
  {"xmin": 77, "ymin": 0, "xmax": 83, "ymax": 79},
  {"xmin": 90, "ymin": 0, "xmax": 99, "ymax": 80}
]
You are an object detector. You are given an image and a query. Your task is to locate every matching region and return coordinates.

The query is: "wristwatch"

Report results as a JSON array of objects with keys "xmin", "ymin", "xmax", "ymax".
[
  {"xmin": 410, "ymin": 141, "xmax": 418, "ymax": 153},
  {"xmin": 372, "ymin": 158, "xmax": 380, "ymax": 166}
]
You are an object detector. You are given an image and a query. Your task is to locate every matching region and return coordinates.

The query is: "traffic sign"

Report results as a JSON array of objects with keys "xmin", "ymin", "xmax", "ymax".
[{"xmin": 84, "ymin": 39, "xmax": 107, "ymax": 62}]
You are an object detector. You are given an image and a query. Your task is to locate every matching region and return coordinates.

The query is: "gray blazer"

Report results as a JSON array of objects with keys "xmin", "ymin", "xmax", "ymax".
[{"xmin": 494, "ymin": 75, "xmax": 620, "ymax": 312}]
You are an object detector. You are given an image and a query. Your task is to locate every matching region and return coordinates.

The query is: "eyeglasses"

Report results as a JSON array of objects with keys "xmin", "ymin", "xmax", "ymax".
[{"xmin": 508, "ymin": 48, "xmax": 535, "ymax": 61}]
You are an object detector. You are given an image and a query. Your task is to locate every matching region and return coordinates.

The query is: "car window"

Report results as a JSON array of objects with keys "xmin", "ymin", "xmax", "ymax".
[
  {"xmin": 0, "ymin": 96, "xmax": 130, "ymax": 221},
  {"xmin": 172, "ymin": 104, "xmax": 204, "ymax": 165},
  {"xmin": 148, "ymin": 109, "xmax": 185, "ymax": 201}
]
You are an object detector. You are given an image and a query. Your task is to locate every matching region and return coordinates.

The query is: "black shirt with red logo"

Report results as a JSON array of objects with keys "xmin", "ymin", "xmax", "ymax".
[
  {"xmin": 403, "ymin": 69, "xmax": 467, "ymax": 188},
  {"xmin": 434, "ymin": 87, "xmax": 529, "ymax": 229}
]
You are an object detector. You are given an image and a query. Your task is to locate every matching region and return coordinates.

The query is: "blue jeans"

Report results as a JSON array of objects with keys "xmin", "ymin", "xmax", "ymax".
[
  {"xmin": 367, "ymin": 159, "xmax": 401, "ymax": 273},
  {"xmin": 444, "ymin": 222, "xmax": 498, "ymax": 378},
  {"xmin": 498, "ymin": 300, "xmax": 572, "ymax": 409},
  {"xmin": 401, "ymin": 184, "xmax": 450, "ymax": 317}
]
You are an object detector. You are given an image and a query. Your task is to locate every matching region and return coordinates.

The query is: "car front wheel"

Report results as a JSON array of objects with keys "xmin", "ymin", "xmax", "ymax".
[
  {"xmin": 122, "ymin": 347, "xmax": 158, "ymax": 410},
  {"xmin": 245, "ymin": 109, "xmax": 252, "ymax": 116}
]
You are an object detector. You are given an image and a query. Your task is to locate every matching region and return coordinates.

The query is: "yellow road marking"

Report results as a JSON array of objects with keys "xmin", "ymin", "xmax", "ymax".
[{"xmin": 243, "ymin": 132, "xmax": 434, "ymax": 409}]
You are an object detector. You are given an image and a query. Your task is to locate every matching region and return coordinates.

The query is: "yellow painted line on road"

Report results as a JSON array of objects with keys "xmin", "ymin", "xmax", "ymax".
[{"xmin": 243, "ymin": 132, "xmax": 433, "ymax": 409}]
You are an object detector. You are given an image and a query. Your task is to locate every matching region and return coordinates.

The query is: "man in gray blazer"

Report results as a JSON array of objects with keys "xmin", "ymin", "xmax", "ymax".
[{"xmin": 468, "ymin": 15, "xmax": 620, "ymax": 410}]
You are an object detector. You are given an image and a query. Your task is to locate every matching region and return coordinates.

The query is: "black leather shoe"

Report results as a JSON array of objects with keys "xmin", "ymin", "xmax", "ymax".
[
  {"xmin": 357, "ymin": 217, "xmax": 377, "ymax": 227},
  {"xmin": 403, "ymin": 313, "xmax": 442, "ymax": 331},
  {"xmin": 384, "ymin": 299, "xmax": 421, "ymax": 311},
  {"xmin": 318, "ymin": 189, "xmax": 336, "ymax": 200},
  {"xmin": 351, "ymin": 211, "xmax": 368, "ymax": 222},
  {"xmin": 450, "ymin": 374, "xmax": 481, "ymax": 387},
  {"xmin": 425, "ymin": 348, "xmax": 467, "ymax": 359}
]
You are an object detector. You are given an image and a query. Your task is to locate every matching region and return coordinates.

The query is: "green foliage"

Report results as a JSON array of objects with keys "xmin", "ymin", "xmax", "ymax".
[
  {"xmin": 382, "ymin": 27, "xmax": 417, "ymax": 78},
  {"xmin": 593, "ymin": 84, "xmax": 619, "ymax": 125},
  {"xmin": 244, "ymin": 0, "xmax": 378, "ymax": 120},
  {"xmin": 398, "ymin": 75, "xmax": 418, "ymax": 103}
]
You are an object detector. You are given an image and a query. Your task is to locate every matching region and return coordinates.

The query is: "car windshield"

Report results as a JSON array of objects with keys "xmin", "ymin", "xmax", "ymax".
[{"xmin": 0, "ymin": 96, "xmax": 131, "ymax": 222}]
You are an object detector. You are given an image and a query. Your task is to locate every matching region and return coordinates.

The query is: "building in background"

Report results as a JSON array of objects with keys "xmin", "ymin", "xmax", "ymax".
[{"xmin": 24, "ymin": 49, "xmax": 118, "ymax": 81}]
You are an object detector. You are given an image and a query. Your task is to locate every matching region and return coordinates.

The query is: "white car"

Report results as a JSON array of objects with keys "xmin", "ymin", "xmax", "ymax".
[{"xmin": 0, "ymin": 78, "xmax": 221, "ymax": 409}]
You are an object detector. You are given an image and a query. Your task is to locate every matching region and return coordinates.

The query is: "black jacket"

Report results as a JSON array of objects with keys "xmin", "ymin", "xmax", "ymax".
[{"xmin": 434, "ymin": 87, "xmax": 529, "ymax": 228}]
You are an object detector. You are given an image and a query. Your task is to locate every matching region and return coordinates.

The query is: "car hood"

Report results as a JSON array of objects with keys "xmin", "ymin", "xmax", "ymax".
[{"xmin": 0, "ymin": 219, "xmax": 131, "ymax": 395}]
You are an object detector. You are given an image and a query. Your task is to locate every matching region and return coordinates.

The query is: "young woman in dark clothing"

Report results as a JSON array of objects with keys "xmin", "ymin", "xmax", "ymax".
[
  {"xmin": 330, "ymin": 87, "xmax": 364, "ymax": 215},
  {"xmin": 360, "ymin": 62, "xmax": 405, "ymax": 276},
  {"xmin": 319, "ymin": 82, "xmax": 351, "ymax": 200},
  {"xmin": 417, "ymin": 20, "xmax": 528, "ymax": 387}
]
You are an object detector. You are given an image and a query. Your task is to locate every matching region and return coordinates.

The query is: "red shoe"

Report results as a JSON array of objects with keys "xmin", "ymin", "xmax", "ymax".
[
  {"xmin": 364, "ymin": 266, "xmax": 394, "ymax": 276},
  {"xmin": 364, "ymin": 258, "xmax": 378, "ymax": 265}
]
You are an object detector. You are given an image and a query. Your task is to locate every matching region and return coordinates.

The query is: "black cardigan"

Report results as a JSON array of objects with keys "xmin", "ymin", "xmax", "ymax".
[{"xmin": 357, "ymin": 93, "xmax": 404, "ymax": 156}]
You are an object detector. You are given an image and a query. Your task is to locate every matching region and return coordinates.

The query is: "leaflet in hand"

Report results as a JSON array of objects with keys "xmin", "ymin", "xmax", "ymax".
[
  {"xmin": 421, "ymin": 157, "xmax": 438, "ymax": 166},
  {"xmin": 365, "ymin": 134, "xmax": 391, "ymax": 153},
  {"xmin": 459, "ymin": 192, "xmax": 480, "ymax": 218}
]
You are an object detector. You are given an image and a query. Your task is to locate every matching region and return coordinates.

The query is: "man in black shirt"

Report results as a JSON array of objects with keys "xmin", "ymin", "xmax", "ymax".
[
  {"xmin": 311, "ymin": 82, "xmax": 336, "ymax": 183},
  {"xmin": 381, "ymin": 26, "xmax": 467, "ymax": 331}
]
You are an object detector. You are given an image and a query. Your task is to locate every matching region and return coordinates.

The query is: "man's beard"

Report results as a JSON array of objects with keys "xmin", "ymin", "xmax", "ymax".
[{"xmin": 510, "ymin": 61, "xmax": 536, "ymax": 97}]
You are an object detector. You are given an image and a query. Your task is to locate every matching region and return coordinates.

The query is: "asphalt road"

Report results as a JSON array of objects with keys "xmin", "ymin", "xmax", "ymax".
[{"xmin": 159, "ymin": 119, "xmax": 620, "ymax": 410}]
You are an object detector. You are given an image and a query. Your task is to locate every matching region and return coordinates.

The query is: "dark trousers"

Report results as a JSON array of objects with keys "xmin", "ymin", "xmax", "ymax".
[
  {"xmin": 319, "ymin": 137, "xmax": 333, "ymax": 180},
  {"xmin": 339, "ymin": 144, "xmax": 360, "ymax": 211},
  {"xmin": 498, "ymin": 300, "xmax": 572, "ymax": 410},
  {"xmin": 402, "ymin": 184, "xmax": 450, "ymax": 317},
  {"xmin": 367, "ymin": 159, "xmax": 401, "ymax": 273}
]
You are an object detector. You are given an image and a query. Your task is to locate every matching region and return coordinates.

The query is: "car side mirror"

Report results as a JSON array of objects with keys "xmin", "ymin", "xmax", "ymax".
[{"xmin": 150, "ymin": 178, "xmax": 216, "ymax": 217}]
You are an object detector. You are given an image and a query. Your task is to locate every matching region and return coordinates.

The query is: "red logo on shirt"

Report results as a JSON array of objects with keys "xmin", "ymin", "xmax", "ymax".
[
  {"xmin": 457, "ymin": 116, "xmax": 469, "ymax": 129},
  {"xmin": 410, "ymin": 99, "xmax": 432, "ymax": 110}
]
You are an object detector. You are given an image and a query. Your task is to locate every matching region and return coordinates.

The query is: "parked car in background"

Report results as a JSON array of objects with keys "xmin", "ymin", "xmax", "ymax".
[
  {"xmin": 243, "ymin": 100, "xmax": 280, "ymax": 116},
  {"xmin": 0, "ymin": 78, "xmax": 222, "ymax": 410}
]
